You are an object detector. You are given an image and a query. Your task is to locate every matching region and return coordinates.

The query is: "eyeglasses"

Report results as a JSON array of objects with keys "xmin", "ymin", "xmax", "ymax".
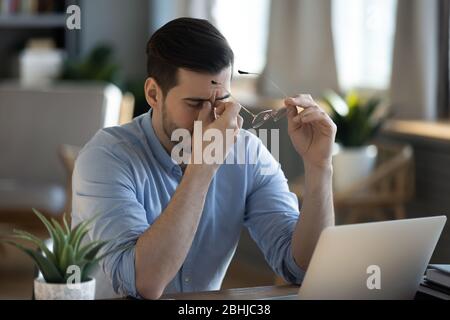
[{"xmin": 211, "ymin": 70, "xmax": 288, "ymax": 129}]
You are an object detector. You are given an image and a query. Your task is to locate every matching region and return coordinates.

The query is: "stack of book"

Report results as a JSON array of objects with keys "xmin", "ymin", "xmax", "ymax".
[
  {"xmin": 418, "ymin": 264, "xmax": 450, "ymax": 300},
  {"xmin": 0, "ymin": 0, "xmax": 64, "ymax": 15}
]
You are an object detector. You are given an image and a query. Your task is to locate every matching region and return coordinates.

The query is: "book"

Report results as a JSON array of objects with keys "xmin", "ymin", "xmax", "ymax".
[
  {"xmin": 21, "ymin": 0, "xmax": 39, "ymax": 14},
  {"xmin": 1, "ymin": 0, "xmax": 40, "ymax": 14},
  {"xmin": 426, "ymin": 264, "xmax": 450, "ymax": 289},
  {"xmin": 428, "ymin": 264, "xmax": 450, "ymax": 274},
  {"xmin": 0, "ymin": 0, "xmax": 11, "ymax": 14},
  {"xmin": 418, "ymin": 281, "xmax": 450, "ymax": 300}
]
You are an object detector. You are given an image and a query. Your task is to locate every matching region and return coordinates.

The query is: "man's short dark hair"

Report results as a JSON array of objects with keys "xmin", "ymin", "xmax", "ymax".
[{"xmin": 146, "ymin": 17, "xmax": 234, "ymax": 97}]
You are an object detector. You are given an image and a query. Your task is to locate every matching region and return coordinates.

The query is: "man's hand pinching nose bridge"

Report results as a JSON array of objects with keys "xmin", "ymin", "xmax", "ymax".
[
  {"xmin": 197, "ymin": 101, "xmax": 214, "ymax": 125},
  {"xmin": 196, "ymin": 89, "xmax": 221, "ymax": 122}
]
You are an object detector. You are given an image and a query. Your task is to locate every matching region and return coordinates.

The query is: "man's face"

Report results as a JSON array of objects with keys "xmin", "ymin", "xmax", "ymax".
[{"xmin": 159, "ymin": 67, "xmax": 232, "ymax": 139}]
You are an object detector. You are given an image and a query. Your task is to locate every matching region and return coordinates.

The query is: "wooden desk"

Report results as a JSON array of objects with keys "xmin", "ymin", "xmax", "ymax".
[
  {"xmin": 157, "ymin": 284, "xmax": 446, "ymax": 300},
  {"xmin": 161, "ymin": 285, "xmax": 299, "ymax": 300}
]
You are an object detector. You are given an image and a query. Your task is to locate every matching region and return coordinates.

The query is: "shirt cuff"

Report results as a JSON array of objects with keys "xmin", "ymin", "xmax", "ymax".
[
  {"xmin": 283, "ymin": 244, "xmax": 306, "ymax": 284},
  {"xmin": 108, "ymin": 245, "xmax": 143, "ymax": 299}
]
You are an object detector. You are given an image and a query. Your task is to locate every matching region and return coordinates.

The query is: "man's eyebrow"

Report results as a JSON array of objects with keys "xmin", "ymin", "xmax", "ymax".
[{"xmin": 182, "ymin": 94, "xmax": 230, "ymax": 102}]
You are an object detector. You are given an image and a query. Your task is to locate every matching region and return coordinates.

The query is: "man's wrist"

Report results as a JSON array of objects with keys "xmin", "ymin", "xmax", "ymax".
[
  {"xmin": 304, "ymin": 160, "xmax": 333, "ymax": 175},
  {"xmin": 185, "ymin": 163, "xmax": 218, "ymax": 182}
]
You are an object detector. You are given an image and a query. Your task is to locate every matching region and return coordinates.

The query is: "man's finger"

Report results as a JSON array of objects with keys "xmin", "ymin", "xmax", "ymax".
[
  {"xmin": 197, "ymin": 101, "xmax": 214, "ymax": 125},
  {"xmin": 299, "ymin": 111, "xmax": 333, "ymax": 126},
  {"xmin": 297, "ymin": 108, "xmax": 321, "ymax": 120},
  {"xmin": 285, "ymin": 94, "xmax": 318, "ymax": 109},
  {"xmin": 293, "ymin": 108, "xmax": 325, "ymax": 122},
  {"xmin": 287, "ymin": 105, "xmax": 298, "ymax": 118},
  {"xmin": 237, "ymin": 115, "xmax": 243, "ymax": 130},
  {"xmin": 222, "ymin": 101, "xmax": 241, "ymax": 118},
  {"xmin": 287, "ymin": 105, "xmax": 302, "ymax": 133},
  {"xmin": 214, "ymin": 102, "xmax": 226, "ymax": 117},
  {"xmin": 215, "ymin": 102, "xmax": 241, "ymax": 130}
]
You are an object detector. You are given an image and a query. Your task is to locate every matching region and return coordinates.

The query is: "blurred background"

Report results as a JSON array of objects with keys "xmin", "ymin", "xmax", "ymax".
[{"xmin": 0, "ymin": 0, "xmax": 449, "ymax": 299}]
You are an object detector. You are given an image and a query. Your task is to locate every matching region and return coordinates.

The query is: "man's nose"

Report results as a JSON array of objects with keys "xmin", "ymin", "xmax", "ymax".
[{"xmin": 208, "ymin": 89, "xmax": 219, "ymax": 105}]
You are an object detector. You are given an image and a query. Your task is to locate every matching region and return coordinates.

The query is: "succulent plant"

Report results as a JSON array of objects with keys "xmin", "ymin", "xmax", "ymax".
[
  {"xmin": 1, "ymin": 209, "xmax": 122, "ymax": 284},
  {"xmin": 321, "ymin": 90, "xmax": 390, "ymax": 148},
  {"xmin": 60, "ymin": 45, "xmax": 121, "ymax": 85}
]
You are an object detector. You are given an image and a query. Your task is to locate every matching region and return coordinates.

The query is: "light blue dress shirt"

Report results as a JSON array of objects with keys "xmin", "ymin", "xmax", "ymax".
[{"xmin": 72, "ymin": 110, "xmax": 304, "ymax": 298}]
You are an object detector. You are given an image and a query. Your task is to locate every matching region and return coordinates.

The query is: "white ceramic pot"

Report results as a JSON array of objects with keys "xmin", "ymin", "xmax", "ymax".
[
  {"xmin": 332, "ymin": 144, "xmax": 378, "ymax": 192},
  {"xmin": 34, "ymin": 277, "xmax": 95, "ymax": 300}
]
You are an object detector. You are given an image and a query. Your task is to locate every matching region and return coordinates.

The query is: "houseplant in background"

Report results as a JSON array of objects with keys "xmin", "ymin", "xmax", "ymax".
[
  {"xmin": 1, "ymin": 209, "xmax": 124, "ymax": 300},
  {"xmin": 60, "ymin": 44, "xmax": 146, "ymax": 118},
  {"xmin": 321, "ymin": 90, "xmax": 390, "ymax": 192},
  {"xmin": 60, "ymin": 45, "xmax": 122, "ymax": 86}
]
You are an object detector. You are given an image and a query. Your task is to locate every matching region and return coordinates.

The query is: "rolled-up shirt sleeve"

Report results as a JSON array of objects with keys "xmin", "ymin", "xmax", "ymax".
[
  {"xmin": 72, "ymin": 144, "xmax": 148, "ymax": 298},
  {"xmin": 244, "ymin": 139, "xmax": 305, "ymax": 284}
]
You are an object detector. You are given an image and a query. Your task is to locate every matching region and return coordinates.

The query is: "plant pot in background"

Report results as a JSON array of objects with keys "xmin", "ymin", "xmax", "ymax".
[
  {"xmin": 34, "ymin": 277, "xmax": 95, "ymax": 300},
  {"xmin": 332, "ymin": 144, "xmax": 378, "ymax": 192},
  {"xmin": 321, "ymin": 89, "xmax": 389, "ymax": 193}
]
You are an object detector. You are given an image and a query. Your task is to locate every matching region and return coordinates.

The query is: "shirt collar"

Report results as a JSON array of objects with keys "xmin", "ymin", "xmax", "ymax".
[{"xmin": 141, "ymin": 109, "xmax": 181, "ymax": 176}]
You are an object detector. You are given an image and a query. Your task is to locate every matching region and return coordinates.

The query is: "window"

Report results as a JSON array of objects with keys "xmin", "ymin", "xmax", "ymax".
[
  {"xmin": 332, "ymin": 0, "xmax": 398, "ymax": 91},
  {"xmin": 212, "ymin": 0, "xmax": 271, "ymax": 76}
]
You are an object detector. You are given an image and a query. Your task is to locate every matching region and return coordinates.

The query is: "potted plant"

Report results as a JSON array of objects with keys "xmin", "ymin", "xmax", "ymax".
[
  {"xmin": 1, "ymin": 209, "xmax": 122, "ymax": 300},
  {"xmin": 60, "ymin": 45, "xmax": 121, "ymax": 85},
  {"xmin": 321, "ymin": 90, "xmax": 389, "ymax": 192}
]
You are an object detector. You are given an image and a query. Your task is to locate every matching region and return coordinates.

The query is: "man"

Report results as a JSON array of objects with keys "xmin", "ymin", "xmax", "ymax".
[{"xmin": 72, "ymin": 17, "xmax": 336, "ymax": 299}]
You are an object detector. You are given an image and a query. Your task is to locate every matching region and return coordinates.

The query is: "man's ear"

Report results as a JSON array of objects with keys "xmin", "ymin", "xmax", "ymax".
[{"xmin": 144, "ymin": 77, "xmax": 163, "ymax": 110}]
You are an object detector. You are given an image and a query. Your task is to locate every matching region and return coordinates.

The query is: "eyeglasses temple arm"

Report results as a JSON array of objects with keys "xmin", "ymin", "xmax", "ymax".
[
  {"xmin": 237, "ymin": 70, "xmax": 289, "ymax": 120},
  {"xmin": 237, "ymin": 70, "xmax": 289, "ymax": 98}
]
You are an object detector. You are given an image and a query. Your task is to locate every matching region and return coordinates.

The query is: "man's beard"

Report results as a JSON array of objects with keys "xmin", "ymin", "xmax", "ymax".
[
  {"xmin": 162, "ymin": 102, "xmax": 180, "ymax": 142},
  {"xmin": 161, "ymin": 103, "xmax": 193, "ymax": 167}
]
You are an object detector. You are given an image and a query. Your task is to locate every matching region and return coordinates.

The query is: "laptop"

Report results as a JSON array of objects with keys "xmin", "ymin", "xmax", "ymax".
[{"xmin": 273, "ymin": 216, "xmax": 446, "ymax": 300}]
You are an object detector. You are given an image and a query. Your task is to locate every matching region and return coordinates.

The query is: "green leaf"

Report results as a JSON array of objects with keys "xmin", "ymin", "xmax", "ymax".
[
  {"xmin": 69, "ymin": 223, "xmax": 90, "ymax": 252},
  {"xmin": 60, "ymin": 244, "xmax": 75, "ymax": 275},
  {"xmin": 82, "ymin": 241, "xmax": 109, "ymax": 261},
  {"xmin": 67, "ymin": 223, "xmax": 81, "ymax": 246},
  {"xmin": 49, "ymin": 219, "xmax": 67, "ymax": 267},
  {"xmin": 62, "ymin": 213, "xmax": 71, "ymax": 236},
  {"xmin": 366, "ymin": 96, "xmax": 381, "ymax": 114},
  {"xmin": 11, "ymin": 230, "xmax": 57, "ymax": 267},
  {"xmin": 32, "ymin": 209, "xmax": 56, "ymax": 242},
  {"xmin": 69, "ymin": 213, "xmax": 102, "ymax": 252},
  {"xmin": 32, "ymin": 209, "xmax": 62, "ymax": 264},
  {"xmin": 3, "ymin": 240, "xmax": 63, "ymax": 283},
  {"xmin": 322, "ymin": 89, "xmax": 387, "ymax": 147},
  {"xmin": 51, "ymin": 218, "xmax": 67, "ymax": 243},
  {"xmin": 75, "ymin": 240, "xmax": 108, "ymax": 261},
  {"xmin": 346, "ymin": 91, "xmax": 359, "ymax": 109},
  {"xmin": 80, "ymin": 261, "xmax": 98, "ymax": 282},
  {"xmin": 323, "ymin": 90, "xmax": 349, "ymax": 117}
]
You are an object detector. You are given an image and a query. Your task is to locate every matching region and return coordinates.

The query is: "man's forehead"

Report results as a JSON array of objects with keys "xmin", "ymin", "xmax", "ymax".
[{"xmin": 177, "ymin": 67, "xmax": 231, "ymax": 88}]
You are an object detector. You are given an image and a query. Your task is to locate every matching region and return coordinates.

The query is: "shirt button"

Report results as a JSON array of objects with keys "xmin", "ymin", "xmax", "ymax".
[{"xmin": 184, "ymin": 277, "xmax": 190, "ymax": 283}]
